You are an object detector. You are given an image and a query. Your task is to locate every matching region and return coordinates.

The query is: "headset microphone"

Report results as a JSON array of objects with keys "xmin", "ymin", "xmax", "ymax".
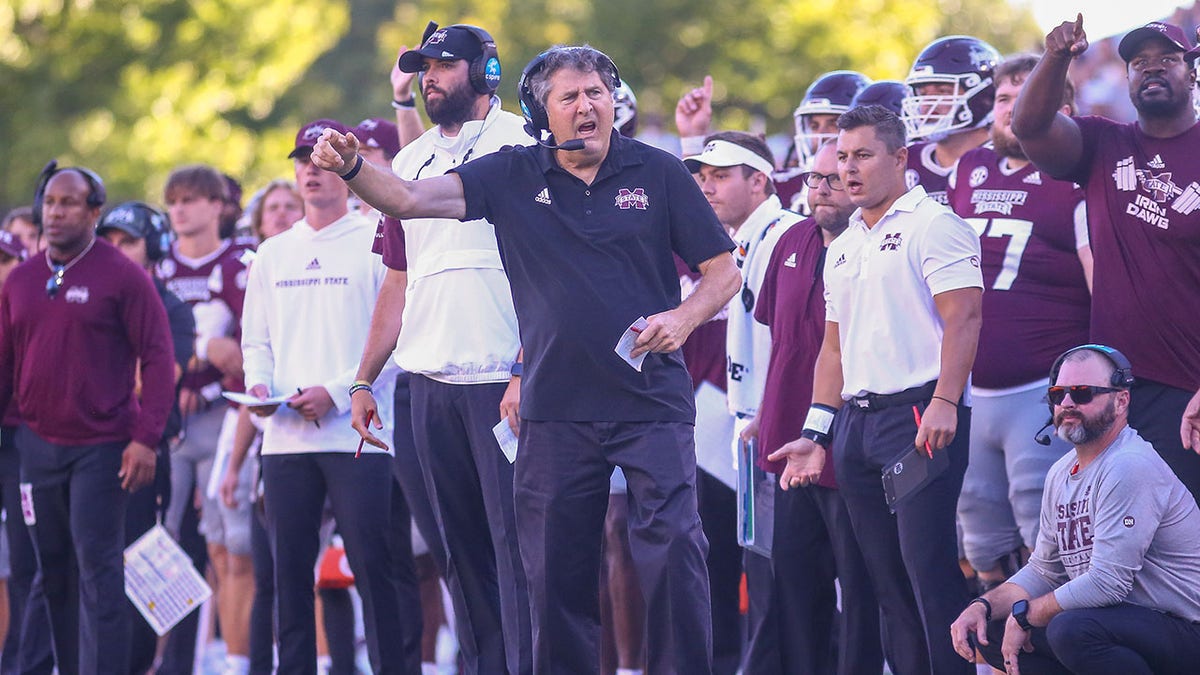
[
  {"xmin": 537, "ymin": 138, "xmax": 585, "ymax": 151},
  {"xmin": 1034, "ymin": 418, "xmax": 1054, "ymax": 446}
]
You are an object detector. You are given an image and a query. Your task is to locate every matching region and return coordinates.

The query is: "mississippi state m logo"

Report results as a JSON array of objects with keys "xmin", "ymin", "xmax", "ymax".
[
  {"xmin": 879, "ymin": 232, "xmax": 902, "ymax": 251},
  {"xmin": 615, "ymin": 188, "xmax": 649, "ymax": 210}
]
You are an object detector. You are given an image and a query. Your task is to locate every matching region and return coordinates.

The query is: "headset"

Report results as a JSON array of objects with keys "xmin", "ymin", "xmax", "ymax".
[
  {"xmin": 98, "ymin": 201, "xmax": 175, "ymax": 262},
  {"xmin": 31, "ymin": 159, "xmax": 107, "ymax": 232},
  {"xmin": 417, "ymin": 22, "xmax": 501, "ymax": 96},
  {"xmin": 1035, "ymin": 344, "xmax": 1135, "ymax": 445},
  {"xmin": 1048, "ymin": 344, "xmax": 1136, "ymax": 390},
  {"xmin": 517, "ymin": 46, "xmax": 620, "ymax": 147}
]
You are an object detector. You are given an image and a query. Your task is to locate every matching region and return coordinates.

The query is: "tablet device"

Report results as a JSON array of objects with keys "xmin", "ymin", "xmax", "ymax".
[{"xmin": 881, "ymin": 441, "xmax": 949, "ymax": 513}]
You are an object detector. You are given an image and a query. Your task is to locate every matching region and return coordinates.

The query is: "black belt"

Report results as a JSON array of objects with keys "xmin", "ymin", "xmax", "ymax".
[{"xmin": 850, "ymin": 381, "xmax": 938, "ymax": 412}]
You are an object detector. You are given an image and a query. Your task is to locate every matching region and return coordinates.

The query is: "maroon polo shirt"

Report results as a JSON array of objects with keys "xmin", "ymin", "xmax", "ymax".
[
  {"xmin": 754, "ymin": 219, "xmax": 836, "ymax": 487},
  {"xmin": 0, "ymin": 239, "xmax": 175, "ymax": 447},
  {"xmin": 674, "ymin": 256, "xmax": 727, "ymax": 393}
]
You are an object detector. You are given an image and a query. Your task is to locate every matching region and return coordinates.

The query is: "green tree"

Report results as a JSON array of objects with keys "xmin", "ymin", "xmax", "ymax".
[{"xmin": 0, "ymin": 0, "xmax": 347, "ymax": 209}]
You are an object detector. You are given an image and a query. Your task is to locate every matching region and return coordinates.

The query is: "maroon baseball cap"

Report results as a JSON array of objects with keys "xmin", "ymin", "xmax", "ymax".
[
  {"xmin": 1118, "ymin": 22, "xmax": 1196, "ymax": 62},
  {"xmin": 0, "ymin": 230, "xmax": 27, "ymax": 261},
  {"xmin": 289, "ymin": 119, "xmax": 350, "ymax": 158},
  {"xmin": 354, "ymin": 118, "xmax": 401, "ymax": 160}
]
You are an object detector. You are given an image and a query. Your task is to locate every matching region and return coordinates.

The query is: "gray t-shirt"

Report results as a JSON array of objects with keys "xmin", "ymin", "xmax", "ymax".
[{"xmin": 1010, "ymin": 426, "xmax": 1200, "ymax": 621}]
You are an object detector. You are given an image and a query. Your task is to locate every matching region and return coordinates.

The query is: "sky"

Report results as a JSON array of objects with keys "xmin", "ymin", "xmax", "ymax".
[{"xmin": 1023, "ymin": 0, "xmax": 1192, "ymax": 39}]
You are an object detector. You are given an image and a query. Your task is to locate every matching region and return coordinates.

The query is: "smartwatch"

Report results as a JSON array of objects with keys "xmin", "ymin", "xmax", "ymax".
[{"xmin": 1011, "ymin": 599, "xmax": 1033, "ymax": 631}]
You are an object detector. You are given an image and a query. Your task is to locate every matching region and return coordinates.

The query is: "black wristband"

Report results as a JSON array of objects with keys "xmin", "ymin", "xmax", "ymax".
[
  {"xmin": 339, "ymin": 154, "xmax": 364, "ymax": 181},
  {"xmin": 968, "ymin": 597, "xmax": 992, "ymax": 621},
  {"xmin": 799, "ymin": 428, "xmax": 831, "ymax": 447},
  {"xmin": 932, "ymin": 394, "xmax": 958, "ymax": 407},
  {"xmin": 391, "ymin": 97, "xmax": 416, "ymax": 109}
]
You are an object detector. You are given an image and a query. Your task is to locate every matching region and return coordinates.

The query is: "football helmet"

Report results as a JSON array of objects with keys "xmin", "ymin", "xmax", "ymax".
[
  {"xmin": 902, "ymin": 36, "xmax": 1000, "ymax": 141},
  {"xmin": 613, "ymin": 79, "xmax": 638, "ymax": 138},
  {"xmin": 793, "ymin": 70, "xmax": 871, "ymax": 166},
  {"xmin": 852, "ymin": 80, "xmax": 909, "ymax": 117}
]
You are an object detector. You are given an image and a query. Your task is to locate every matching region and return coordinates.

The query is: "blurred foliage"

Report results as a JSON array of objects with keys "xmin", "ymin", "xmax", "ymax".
[{"xmin": 0, "ymin": 0, "xmax": 1038, "ymax": 212}]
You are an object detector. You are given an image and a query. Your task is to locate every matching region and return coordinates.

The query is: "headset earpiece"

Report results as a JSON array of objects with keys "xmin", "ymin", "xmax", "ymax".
[
  {"xmin": 1048, "ymin": 344, "xmax": 1136, "ymax": 390},
  {"xmin": 31, "ymin": 160, "xmax": 107, "ymax": 234},
  {"xmin": 518, "ymin": 47, "xmax": 620, "ymax": 142},
  {"xmin": 450, "ymin": 24, "xmax": 500, "ymax": 96}
]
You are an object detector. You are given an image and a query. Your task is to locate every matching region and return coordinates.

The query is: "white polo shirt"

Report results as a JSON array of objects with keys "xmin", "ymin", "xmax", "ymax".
[{"xmin": 824, "ymin": 185, "xmax": 982, "ymax": 399}]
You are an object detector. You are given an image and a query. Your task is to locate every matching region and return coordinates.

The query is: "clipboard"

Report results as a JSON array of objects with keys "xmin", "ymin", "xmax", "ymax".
[
  {"xmin": 736, "ymin": 437, "xmax": 775, "ymax": 557},
  {"xmin": 880, "ymin": 441, "xmax": 949, "ymax": 514}
]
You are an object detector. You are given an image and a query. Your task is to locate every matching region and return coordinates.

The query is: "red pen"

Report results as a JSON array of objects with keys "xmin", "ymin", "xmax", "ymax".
[
  {"xmin": 355, "ymin": 409, "xmax": 375, "ymax": 459},
  {"xmin": 912, "ymin": 405, "xmax": 933, "ymax": 458}
]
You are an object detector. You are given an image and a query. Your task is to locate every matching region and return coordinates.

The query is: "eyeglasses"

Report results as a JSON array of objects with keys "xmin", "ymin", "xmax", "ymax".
[
  {"xmin": 1046, "ymin": 385, "xmax": 1123, "ymax": 406},
  {"xmin": 46, "ymin": 265, "xmax": 65, "ymax": 299},
  {"xmin": 801, "ymin": 171, "xmax": 843, "ymax": 191}
]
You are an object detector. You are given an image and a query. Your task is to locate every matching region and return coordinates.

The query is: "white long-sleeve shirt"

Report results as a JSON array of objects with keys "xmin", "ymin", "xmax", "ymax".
[{"xmin": 241, "ymin": 212, "xmax": 397, "ymax": 454}]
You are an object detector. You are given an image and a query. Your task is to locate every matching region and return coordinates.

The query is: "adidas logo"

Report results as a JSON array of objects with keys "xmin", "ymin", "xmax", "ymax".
[
  {"xmin": 534, "ymin": 187, "xmax": 552, "ymax": 205},
  {"xmin": 1149, "ymin": 154, "xmax": 1165, "ymax": 169},
  {"xmin": 784, "ymin": 252, "xmax": 797, "ymax": 268},
  {"xmin": 305, "ymin": 258, "xmax": 321, "ymax": 270},
  {"xmin": 1022, "ymin": 171, "xmax": 1042, "ymax": 185}
]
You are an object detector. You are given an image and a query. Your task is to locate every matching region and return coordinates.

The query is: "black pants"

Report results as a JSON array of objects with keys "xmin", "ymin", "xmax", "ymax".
[
  {"xmin": 0, "ymin": 427, "xmax": 52, "ymax": 675},
  {"xmin": 262, "ymin": 452, "xmax": 416, "ymax": 675},
  {"xmin": 770, "ymin": 483, "xmax": 883, "ymax": 675},
  {"xmin": 978, "ymin": 603, "xmax": 1200, "ymax": 675},
  {"xmin": 517, "ymin": 420, "xmax": 712, "ymax": 675},
  {"xmin": 17, "ymin": 428, "xmax": 130, "ymax": 675},
  {"xmin": 248, "ymin": 504, "xmax": 274, "ymax": 675},
  {"xmin": 1129, "ymin": 379, "xmax": 1200, "ymax": 505},
  {"xmin": 409, "ymin": 375, "xmax": 531, "ymax": 675},
  {"xmin": 695, "ymin": 469, "xmax": 742, "ymax": 675},
  {"xmin": 833, "ymin": 400, "xmax": 972, "ymax": 675}
]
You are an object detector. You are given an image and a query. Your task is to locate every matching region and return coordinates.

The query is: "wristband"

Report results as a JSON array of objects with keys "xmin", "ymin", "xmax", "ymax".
[
  {"xmin": 339, "ymin": 154, "xmax": 364, "ymax": 181},
  {"xmin": 799, "ymin": 428, "xmax": 831, "ymax": 447},
  {"xmin": 968, "ymin": 597, "xmax": 992, "ymax": 621},
  {"xmin": 510, "ymin": 362, "xmax": 523, "ymax": 378},
  {"xmin": 348, "ymin": 383, "xmax": 372, "ymax": 397},
  {"xmin": 391, "ymin": 97, "xmax": 416, "ymax": 109},
  {"xmin": 802, "ymin": 404, "xmax": 837, "ymax": 435},
  {"xmin": 932, "ymin": 394, "xmax": 958, "ymax": 407}
]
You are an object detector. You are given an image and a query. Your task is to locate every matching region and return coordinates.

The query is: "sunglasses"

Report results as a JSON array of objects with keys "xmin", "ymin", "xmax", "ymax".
[
  {"xmin": 1046, "ymin": 385, "xmax": 1123, "ymax": 406},
  {"xmin": 46, "ymin": 265, "xmax": 66, "ymax": 299},
  {"xmin": 801, "ymin": 171, "xmax": 843, "ymax": 191}
]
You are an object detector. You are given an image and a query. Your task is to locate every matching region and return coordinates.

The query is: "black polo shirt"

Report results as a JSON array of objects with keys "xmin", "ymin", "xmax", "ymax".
[{"xmin": 453, "ymin": 131, "xmax": 734, "ymax": 423}]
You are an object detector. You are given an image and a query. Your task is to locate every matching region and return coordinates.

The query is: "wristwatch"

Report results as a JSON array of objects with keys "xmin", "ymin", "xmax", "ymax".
[{"xmin": 1011, "ymin": 599, "xmax": 1033, "ymax": 631}]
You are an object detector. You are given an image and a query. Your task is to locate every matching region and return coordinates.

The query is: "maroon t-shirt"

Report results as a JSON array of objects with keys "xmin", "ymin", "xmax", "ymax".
[
  {"xmin": 905, "ymin": 141, "xmax": 953, "ymax": 206},
  {"xmin": 372, "ymin": 216, "xmax": 408, "ymax": 271},
  {"xmin": 674, "ymin": 257, "xmax": 726, "ymax": 393},
  {"xmin": 0, "ymin": 239, "xmax": 175, "ymax": 447},
  {"xmin": 1059, "ymin": 117, "xmax": 1200, "ymax": 391},
  {"xmin": 156, "ymin": 239, "xmax": 250, "ymax": 394},
  {"xmin": 948, "ymin": 146, "xmax": 1091, "ymax": 388},
  {"xmin": 754, "ymin": 220, "xmax": 836, "ymax": 487}
]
